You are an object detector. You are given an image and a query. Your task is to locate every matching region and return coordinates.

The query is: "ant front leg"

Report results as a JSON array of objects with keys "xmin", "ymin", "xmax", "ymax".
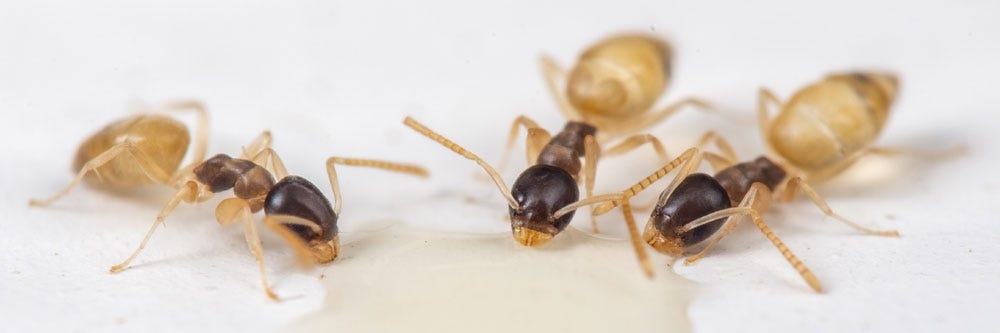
[
  {"xmin": 621, "ymin": 97, "xmax": 715, "ymax": 135},
  {"xmin": 263, "ymin": 214, "xmax": 328, "ymax": 266},
  {"xmin": 683, "ymin": 182, "xmax": 770, "ymax": 265},
  {"xmin": 217, "ymin": 198, "xmax": 279, "ymax": 300},
  {"xmin": 582, "ymin": 135, "xmax": 600, "ymax": 233}
]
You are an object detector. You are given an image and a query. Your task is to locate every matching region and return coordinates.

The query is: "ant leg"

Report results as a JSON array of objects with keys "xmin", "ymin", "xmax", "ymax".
[
  {"xmin": 678, "ymin": 184, "xmax": 823, "ymax": 292},
  {"xmin": 30, "ymin": 142, "xmax": 174, "ymax": 207},
  {"xmin": 538, "ymin": 55, "xmax": 582, "ymax": 121},
  {"xmin": 582, "ymin": 135, "xmax": 600, "ymax": 232},
  {"xmin": 497, "ymin": 115, "xmax": 550, "ymax": 172},
  {"xmin": 325, "ymin": 157, "xmax": 429, "ymax": 215},
  {"xmin": 251, "ymin": 148, "xmax": 290, "ymax": 180},
  {"xmin": 696, "ymin": 131, "xmax": 739, "ymax": 171},
  {"xmin": 158, "ymin": 100, "xmax": 210, "ymax": 165},
  {"xmin": 217, "ymin": 198, "xmax": 280, "ymax": 300},
  {"xmin": 621, "ymin": 97, "xmax": 715, "ymax": 134},
  {"xmin": 591, "ymin": 147, "xmax": 703, "ymax": 216},
  {"xmin": 866, "ymin": 145, "xmax": 968, "ymax": 160},
  {"xmin": 525, "ymin": 128, "xmax": 552, "ymax": 167},
  {"xmin": 784, "ymin": 177, "xmax": 900, "ymax": 236},
  {"xmin": 620, "ymin": 200, "xmax": 654, "ymax": 278},
  {"xmin": 684, "ymin": 183, "xmax": 768, "ymax": 265},
  {"xmin": 242, "ymin": 131, "xmax": 273, "ymax": 160},
  {"xmin": 757, "ymin": 87, "xmax": 781, "ymax": 145},
  {"xmin": 262, "ymin": 214, "xmax": 329, "ymax": 266},
  {"xmin": 795, "ymin": 144, "xmax": 967, "ymax": 188},
  {"xmin": 109, "ymin": 181, "xmax": 204, "ymax": 273},
  {"xmin": 404, "ymin": 117, "xmax": 520, "ymax": 209},
  {"xmin": 602, "ymin": 133, "xmax": 669, "ymax": 163}
]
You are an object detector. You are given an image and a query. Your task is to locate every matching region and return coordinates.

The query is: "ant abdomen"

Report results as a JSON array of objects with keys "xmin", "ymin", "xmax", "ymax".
[
  {"xmin": 768, "ymin": 72, "xmax": 898, "ymax": 172},
  {"xmin": 509, "ymin": 164, "xmax": 579, "ymax": 246},
  {"xmin": 73, "ymin": 115, "xmax": 191, "ymax": 187},
  {"xmin": 648, "ymin": 174, "xmax": 730, "ymax": 253},
  {"xmin": 264, "ymin": 175, "xmax": 339, "ymax": 243},
  {"xmin": 568, "ymin": 35, "xmax": 670, "ymax": 118}
]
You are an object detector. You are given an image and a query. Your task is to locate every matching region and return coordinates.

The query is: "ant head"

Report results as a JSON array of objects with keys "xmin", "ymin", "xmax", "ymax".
[{"xmin": 507, "ymin": 165, "xmax": 580, "ymax": 247}]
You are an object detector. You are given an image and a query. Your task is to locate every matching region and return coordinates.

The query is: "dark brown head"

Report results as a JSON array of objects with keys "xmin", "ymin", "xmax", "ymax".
[
  {"xmin": 645, "ymin": 173, "xmax": 731, "ymax": 255},
  {"xmin": 508, "ymin": 164, "xmax": 579, "ymax": 247},
  {"xmin": 264, "ymin": 175, "xmax": 340, "ymax": 263}
]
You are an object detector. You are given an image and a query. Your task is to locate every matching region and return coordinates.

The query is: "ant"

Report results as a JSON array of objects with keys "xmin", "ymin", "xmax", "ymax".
[
  {"xmin": 29, "ymin": 105, "xmax": 427, "ymax": 299},
  {"xmin": 404, "ymin": 117, "xmax": 636, "ymax": 248},
  {"xmin": 591, "ymin": 72, "xmax": 916, "ymax": 290},
  {"xmin": 539, "ymin": 33, "xmax": 713, "ymax": 140},
  {"xmin": 489, "ymin": 34, "xmax": 717, "ymax": 233}
]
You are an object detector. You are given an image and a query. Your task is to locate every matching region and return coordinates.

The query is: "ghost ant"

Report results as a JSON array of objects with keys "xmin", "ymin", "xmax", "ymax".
[
  {"xmin": 29, "ymin": 107, "xmax": 427, "ymax": 299},
  {"xmin": 404, "ymin": 117, "xmax": 651, "ymax": 254},
  {"xmin": 539, "ymin": 33, "xmax": 713, "ymax": 140},
  {"xmin": 586, "ymin": 71, "xmax": 960, "ymax": 289},
  {"xmin": 488, "ymin": 34, "xmax": 717, "ymax": 233}
]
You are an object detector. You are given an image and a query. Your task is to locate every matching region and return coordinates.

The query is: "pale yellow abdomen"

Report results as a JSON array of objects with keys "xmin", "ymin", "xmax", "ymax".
[
  {"xmin": 73, "ymin": 114, "xmax": 190, "ymax": 188},
  {"xmin": 768, "ymin": 80, "xmax": 883, "ymax": 174},
  {"xmin": 567, "ymin": 35, "xmax": 670, "ymax": 121}
]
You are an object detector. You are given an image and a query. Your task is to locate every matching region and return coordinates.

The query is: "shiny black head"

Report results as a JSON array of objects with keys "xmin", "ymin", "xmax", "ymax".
[
  {"xmin": 508, "ymin": 164, "xmax": 579, "ymax": 246},
  {"xmin": 647, "ymin": 173, "xmax": 731, "ymax": 254},
  {"xmin": 264, "ymin": 175, "xmax": 339, "ymax": 242}
]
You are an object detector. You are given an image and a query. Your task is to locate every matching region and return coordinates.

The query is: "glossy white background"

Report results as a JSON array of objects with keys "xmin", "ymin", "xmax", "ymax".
[{"xmin": 1, "ymin": 1, "xmax": 998, "ymax": 332}]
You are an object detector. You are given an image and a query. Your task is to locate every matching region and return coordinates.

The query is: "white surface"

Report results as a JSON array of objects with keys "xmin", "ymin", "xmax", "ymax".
[{"xmin": 1, "ymin": 1, "xmax": 998, "ymax": 332}]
